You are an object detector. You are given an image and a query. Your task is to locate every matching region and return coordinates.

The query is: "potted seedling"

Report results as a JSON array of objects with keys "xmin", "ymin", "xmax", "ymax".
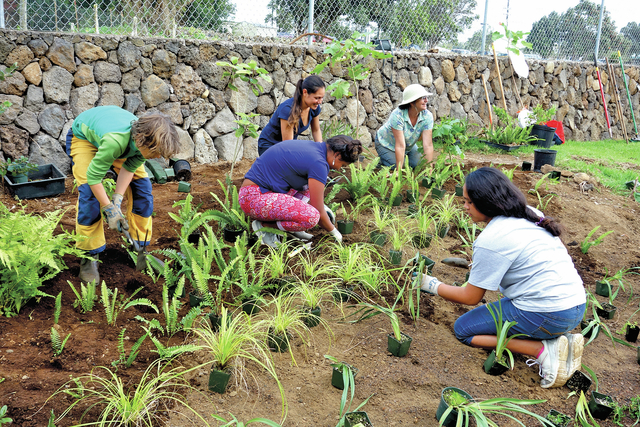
[
  {"xmin": 388, "ymin": 219, "xmax": 412, "ymax": 265},
  {"xmin": 257, "ymin": 294, "xmax": 312, "ymax": 362},
  {"xmin": 259, "ymin": 242, "xmax": 294, "ymax": 295},
  {"xmin": 210, "ymin": 181, "xmax": 252, "ymax": 243},
  {"xmin": 344, "ymin": 411, "xmax": 373, "ymax": 427},
  {"xmin": 431, "ymin": 163, "xmax": 451, "ymax": 200},
  {"xmin": 625, "ymin": 321, "xmax": 639, "ymax": 343},
  {"xmin": 332, "ymin": 243, "xmax": 375, "ymax": 302},
  {"xmin": 432, "ymin": 195, "xmax": 460, "ymax": 238},
  {"xmin": 453, "ymin": 161, "xmax": 465, "ymax": 196},
  {"xmin": 588, "ymin": 391, "xmax": 616, "ymax": 420},
  {"xmin": 337, "ymin": 158, "xmax": 380, "ymax": 200},
  {"xmin": 436, "ymin": 387, "xmax": 474, "ymax": 427},
  {"xmin": 337, "ymin": 200, "xmax": 366, "ymax": 235},
  {"xmin": 1, "ymin": 156, "xmax": 39, "ymax": 184},
  {"xmin": 527, "ymin": 104, "xmax": 558, "ymax": 148},
  {"xmin": 545, "ymin": 409, "xmax": 572, "ymax": 427},
  {"xmin": 412, "ymin": 206, "xmax": 434, "ymax": 248},
  {"xmin": 483, "ymin": 301, "xmax": 526, "ymax": 375},
  {"xmin": 368, "ymin": 205, "xmax": 394, "ymax": 246},
  {"xmin": 386, "ymin": 169, "xmax": 404, "ymax": 207},
  {"xmin": 326, "ymin": 355, "xmax": 358, "ymax": 390},
  {"xmin": 291, "ymin": 279, "xmax": 334, "ymax": 328},
  {"xmin": 348, "ymin": 289, "xmax": 413, "ymax": 357}
]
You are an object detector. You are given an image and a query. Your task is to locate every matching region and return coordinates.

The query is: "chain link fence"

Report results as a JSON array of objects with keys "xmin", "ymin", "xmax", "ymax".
[{"xmin": 1, "ymin": 0, "xmax": 639, "ymax": 65}]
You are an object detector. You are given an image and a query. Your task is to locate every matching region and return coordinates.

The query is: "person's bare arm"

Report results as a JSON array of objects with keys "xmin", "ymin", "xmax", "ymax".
[
  {"xmin": 308, "ymin": 178, "xmax": 333, "ymax": 231},
  {"xmin": 280, "ymin": 119, "xmax": 294, "ymax": 141},
  {"xmin": 311, "ymin": 116, "xmax": 322, "ymax": 142}
]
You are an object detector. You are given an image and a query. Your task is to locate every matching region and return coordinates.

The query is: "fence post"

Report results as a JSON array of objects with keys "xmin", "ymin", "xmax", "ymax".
[
  {"xmin": 307, "ymin": 0, "xmax": 314, "ymax": 45},
  {"xmin": 133, "ymin": 17, "xmax": 138, "ymax": 37},
  {"xmin": 0, "ymin": 0, "xmax": 5, "ymax": 29},
  {"xmin": 19, "ymin": 0, "xmax": 27, "ymax": 29},
  {"xmin": 480, "ymin": 0, "xmax": 489, "ymax": 55},
  {"xmin": 94, "ymin": 4, "xmax": 99, "ymax": 34},
  {"xmin": 593, "ymin": 0, "xmax": 605, "ymax": 62}
]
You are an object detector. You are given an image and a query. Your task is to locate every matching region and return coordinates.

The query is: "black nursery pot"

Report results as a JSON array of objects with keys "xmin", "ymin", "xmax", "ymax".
[
  {"xmin": 172, "ymin": 159, "xmax": 192, "ymax": 181},
  {"xmin": 436, "ymin": 387, "xmax": 473, "ymax": 427},
  {"xmin": 267, "ymin": 329, "xmax": 290, "ymax": 353},
  {"xmin": 580, "ymin": 318, "xmax": 600, "ymax": 339},
  {"xmin": 412, "ymin": 232, "xmax": 432, "ymax": 249},
  {"xmin": 454, "ymin": 184, "xmax": 464, "ymax": 196},
  {"xmin": 302, "ymin": 306, "xmax": 322, "ymax": 328},
  {"xmin": 566, "ymin": 370, "xmax": 592, "ymax": 394},
  {"xmin": 431, "ymin": 187, "xmax": 446, "ymax": 200},
  {"xmin": 595, "ymin": 303, "xmax": 616, "ymax": 320},
  {"xmin": 188, "ymin": 291, "xmax": 205, "ymax": 308},
  {"xmin": 344, "ymin": 411, "xmax": 372, "ymax": 427},
  {"xmin": 337, "ymin": 220, "xmax": 354, "ymax": 234},
  {"xmin": 331, "ymin": 363, "xmax": 358, "ymax": 390},
  {"xmin": 208, "ymin": 366, "xmax": 231, "ymax": 394},
  {"xmin": 333, "ymin": 285, "xmax": 355, "ymax": 303},
  {"xmin": 588, "ymin": 391, "xmax": 615, "ymax": 420},
  {"xmin": 387, "ymin": 332, "xmax": 412, "ymax": 357},
  {"xmin": 522, "ymin": 161, "xmax": 532, "ymax": 171},
  {"xmin": 483, "ymin": 350, "xmax": 510, "ymax": 376},
  {"xmin": 369, "ymin": 231, "xmax": 387, "ymax": 246},
  {"xmin": 223, "ymin": 226, "xmax": 245, "ymax": 243},
  {"xmin": 530, "ymin": 124, "xmax": 556, "ymax": 148},
  {"xmin": 626, "ymin": 325, "xmax": 640, "ymax": 343},
  {"xmin": 209, "ymin": 311, "xmax": 233, "ymax": 332},
  {"xmin": 594, "ymin": 280, "xmax": 610, "ymax": 297}
]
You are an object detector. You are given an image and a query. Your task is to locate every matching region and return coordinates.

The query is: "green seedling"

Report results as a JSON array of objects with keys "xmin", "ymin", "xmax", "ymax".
[
  {"xmin": 581, "ymin": 226, "xmax": 613, "ymax": 254},
  {"xmin": 50, "ymin": 327, "xmax": 71, "ymax": 357}
]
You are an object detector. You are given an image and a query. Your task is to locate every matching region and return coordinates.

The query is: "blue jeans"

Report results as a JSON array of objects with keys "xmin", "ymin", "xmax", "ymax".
[
  {"xmin": 374, "ymin": 135, "xmax": 420, "ymax": 169},
  {"xmin": 454, "ymin": 298, "xmax": 585, "ymax": 346}
]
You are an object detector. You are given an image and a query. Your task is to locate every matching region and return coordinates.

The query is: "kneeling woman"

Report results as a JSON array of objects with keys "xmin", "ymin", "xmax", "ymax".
[
  {"xmin": 239, "ymin": 136, "xmax": 362, "ymax": 247},
  {"xmin": 419, "ymin": 167, "xmax": 586, "ymax": 389}
]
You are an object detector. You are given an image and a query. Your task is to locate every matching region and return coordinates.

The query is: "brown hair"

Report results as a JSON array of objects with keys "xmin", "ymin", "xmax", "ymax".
[
  {"xmin": 287, "ymin": 76, "xmax": 325, "ymax": 135},
  {"xmin": 131, "ymin": 113, "xmax": 180, "ymax": 158},
  {"xmin": 326, "ymin": 135, "xmax": 363, "ymax": 163}
]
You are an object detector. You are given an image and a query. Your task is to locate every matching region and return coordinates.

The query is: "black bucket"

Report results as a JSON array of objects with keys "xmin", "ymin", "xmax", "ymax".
[
  {"xmin": 530, "ymin": 124, "xmax": 556, "ymax": 148},
  {"xmin": 172, "ymin": 159, "xmax": 191, "ymax": 182},
  {"xmin": 533, "ymin": 149, "xmax": 557, "ymax": 172}
]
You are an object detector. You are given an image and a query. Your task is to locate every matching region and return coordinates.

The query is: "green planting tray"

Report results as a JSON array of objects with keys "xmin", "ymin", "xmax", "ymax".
[{"xmin": 3, "ymin": 164, "xmax": 66, "ymax": 199}]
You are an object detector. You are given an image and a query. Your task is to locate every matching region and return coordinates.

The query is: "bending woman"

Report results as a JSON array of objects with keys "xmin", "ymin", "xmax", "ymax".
[
  {"xmin": 418, "ymin": 167, "xmax": 586, "ymax": 389},
  {"xmin": 240, "ymin": 136, "xmax": 362, "ymax": 247},
  {"xmin": 258, "ymin": 76, "xmax": 325, "ymax": 156},
  {"xmin": 375, "ymin": 83, "xmax": 434, "ymax": 170}
]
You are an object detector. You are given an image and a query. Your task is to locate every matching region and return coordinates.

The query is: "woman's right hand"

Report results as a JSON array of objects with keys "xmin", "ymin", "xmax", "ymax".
[{"xmin": 329, "ymin": 228, "xmax": 343, "ymax": 243}]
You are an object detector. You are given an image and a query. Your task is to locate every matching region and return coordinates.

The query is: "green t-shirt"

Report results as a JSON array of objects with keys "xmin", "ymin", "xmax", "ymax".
[{"xmin": 72, "ymin": 106, "xmax": 146, "ymax": 185}]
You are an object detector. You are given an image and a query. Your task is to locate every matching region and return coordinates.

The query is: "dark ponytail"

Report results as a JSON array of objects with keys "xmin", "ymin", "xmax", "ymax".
[
  {"xmin": 288, "ymin": 76, "xmax": 325, "ymax": 134},
  {"xmin": 326, "ymin": 135, "xmax": 363, "ymax": 164},
  {"xmin": 465, "ymin": 167, "xmax": 564, "ymax": 237}
]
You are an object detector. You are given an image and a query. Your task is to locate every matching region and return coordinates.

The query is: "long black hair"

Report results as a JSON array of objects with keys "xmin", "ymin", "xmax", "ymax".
[
  {"xmin": 465, "ymin": 167, "xmax": 563, "ymax": 236},
  {"xmin": 288, "ymin": 76, "xmax": 325, "ymax": 134},
  {"xmin": 326, "ymin": 135, "xmax": 362, "ymax": 164}
]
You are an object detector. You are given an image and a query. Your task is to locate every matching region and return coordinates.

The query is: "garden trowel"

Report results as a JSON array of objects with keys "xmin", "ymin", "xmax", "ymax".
[{"xmin": 122, "ymin": 229, "xmax": 164, "ymax": 272}]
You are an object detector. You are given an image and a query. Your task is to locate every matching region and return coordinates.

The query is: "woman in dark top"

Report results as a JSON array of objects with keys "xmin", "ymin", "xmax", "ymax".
[{"xmin": 258, "ymin": 76, "xmax": 325, "ymax": 155}]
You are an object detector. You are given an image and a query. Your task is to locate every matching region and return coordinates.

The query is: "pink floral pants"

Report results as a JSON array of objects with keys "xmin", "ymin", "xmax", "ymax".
[{"xmin": 238, "ymin": 185, "xmax": 320, "ymax": 232}]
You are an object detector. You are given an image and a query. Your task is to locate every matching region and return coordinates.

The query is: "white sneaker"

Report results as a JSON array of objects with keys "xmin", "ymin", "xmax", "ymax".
[
  {"xmin": 291, "ymin": 230, "xmax": 313, "ymax": 241},
  {"xmin": 527, "ymin": 336, "xmax": 569, "ymax": 389},
  {"xmin": 562, "ymin": 333, "xmax": 584, "ymax": 382},
  {"xmin": 252, "ymin": 220, "xmax": 280, "ymax": 248}
]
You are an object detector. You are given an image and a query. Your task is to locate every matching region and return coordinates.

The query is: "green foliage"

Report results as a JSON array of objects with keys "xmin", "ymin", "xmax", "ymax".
[
  {"xmin": 180, "ymin": 0, "xmax": 236, "ymax": 31},
  {"xmin": 50, "ymin": 327, "xmax": 71, "ymax": 357},
  {"xmin": 438, "ymin": 395, "xmax": 551, "ymax": 426},
  {"xmin": 491, "ymin": 22, "xmax": 532, "ymax": 55},
  {"xmin": 168, "ymin": 194, "xmax": 215, "ymax": 241},
  {"xmin": 215, "ymin": 57, "xmax": 272, "ymax": 96},
  {"xmin": 580, "ymin": 226, "xmax": 613, "ymax": 254},
  {"xmin": 0, "ymin": 155, "xmax": 39, "ymax": 178},
  {"xmin": 528, "ymin": 104, "xmax": 557, "ymax": 125},
  {"xmin": 100, "ymin": 282, "xmax": 158, "ymax": 326},
  {"xmin": 486, "ymin": 301, "xmax": 526, "ymax": 369},
  {"xmin": 323, "ymin": 354, "xmax": 373, "ymax": 427},
  {"xmin": 337, "ymin": 157, "xmax": 380, "ymax": 200},
  {"xmin": 53, "ymin": 292, "xmax": 62, "ymax": 324},
  {"xmin": 112, "ymin": 327, "xmax": 148, "ymax": 369},
  {"xmin": 320, "ymin": 118, "xmax": 359, "ymax": 140},
  {"xmin": 0, "ymin": 405, "xmax": 12, "ymax": 426},
  {"xmin": 484, "ymin": 107, "xmax": 536, "ymax": 146},
  {"xmin": 102, "ymin": 178, "xmax": 117, "ymax": 200},
  {"xmin": 0, "ymin": 64, "xmax": 17, "ymax": 116},
  {"xmin": 348, "ymin": 287, "xmax": 405, "ymax": 340},
  {"xmin": 67, "ymin": 280, "xmax": 98, "ymax": 313},
  {"xmin": 212, "ymin": 412, "xmax": 282, "ymax": 427},
  {"xmin": 575, "ymin": 391, "xmax": 601, "ymax": 427},
  {"xmin": 0, "ymin": 203, "xmax": 84, "ymax": 317},
  {"xmin": 210, "ymin": 181, "xmax": 251, "ymax": 232}
]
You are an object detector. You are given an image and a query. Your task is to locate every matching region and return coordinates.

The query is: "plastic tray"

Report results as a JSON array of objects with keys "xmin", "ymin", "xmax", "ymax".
[{"xmin": 3, "ymin": 164, "xmax": 66, "ymax": 199}]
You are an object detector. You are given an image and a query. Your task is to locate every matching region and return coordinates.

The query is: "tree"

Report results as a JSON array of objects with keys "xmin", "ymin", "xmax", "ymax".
[
  {"xmin": 620, "ymin": 22, "xmax": 640, "ymax": 64},
  {"xmin": 463, "ymin": 28, "xmax": 493, "ymax": 53},
  {"xmin": 527, "ymin": 0, "xmax": 624, "ymax": 61},
  {"xmin": 266, "ymin": 0, "xmax": 351, "ymax": 38},
  {"xmin": 180, "ymin": 0, "xmax": 236, "ymax": 31}
]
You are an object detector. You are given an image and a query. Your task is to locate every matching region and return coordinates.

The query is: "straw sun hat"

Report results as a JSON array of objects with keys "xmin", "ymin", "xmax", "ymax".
[{"xmin": 398, "ymin": 84, "xmax": 433, "ymax": 107}]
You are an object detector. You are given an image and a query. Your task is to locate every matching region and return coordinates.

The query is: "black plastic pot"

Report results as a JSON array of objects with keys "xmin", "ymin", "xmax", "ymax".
[
  {"xmin": 337, "ymin": 220, "xmax": 354, "ymax": 234},
  {"xmin": 333, "ymin": 285, "xmax": 355, "ymax": 303},
  {"xmin": 168, "ymin": 284, "xmax": 186, "ymax": 299},
  {"xmin": 431, "ymin": 187, "xmax": 446, "ymax": 199},
  {"xmin": 388, "ymin": 195, "xmax": 402, "ymax": 206},
  {"xmin": 302, "ymin": 306, "xmax": 321, "ymax": 328},
  {"xmin": 407, "ymin": 204, "xmax": 419, "ymax": 217},
  {"xmin": 533, "ymin": 149, "xmax": 557, "ymax": 172},
  {"xmin": 412, "ymin": 232, "xmax": 432, "ymax": 248},
  {"xmin": 530, "ymin": 124, "xmax": 556, "ymax": 148},
  {"xmin": 413, "ymin": 255, "xmax": 435, "ymax": 274},
  {"xmin": 437, "ymin": 223, "xmax": 450, "ymax": 238},
  {"xmin": 595, "ymin": 280, "xmax": 610, "ymax": 297},
  {"xmin": 637, "ymin": 346, "xmax": 640, "ymax": 365},
  {"xmin": 436, "ymin": 387, "xmax": 473, "ymax": 427},
  {"xmin": 241, "ymin": 298, "xmax": 261, "ymax": 315},
  {"xmin": 522, "ymin": 161, "xmax": 532, "ymax": 171},
  {"xmin": 595, "ymin": 303, "xmax": 616, "ymax": 320},
  {"xmin": 387, "ymin": 332, "xmax": 412, "ymax": 357},
  {"xmin": 208, "ymin": 366, "xmax": 231, "ymax": 394},
  {"xmin": 483, "ymin": 349, "xmax": 510, "ymax": 375},
  {"xmin": 550, "ymin": 170, "xmax": 561, "ymax": 180},
  {"xmin": 566, "ymin": 370, "xmax": 592, "ymax": 394},
  {"xmin": 188, "ymin": 228, "xmax": 202, "ymax": 245},
  {"xmin": 369, "ymin": 231, "xmax": 387, "ymax": 246},
  {"xmin": 3, "ymin": 164, "xmax": 66, "ymax": 199},
  {"xmin": 223, "ymin": 226, "xmax": 245, "ymax": 243},
  {"xmin": 209, "ymin": 311, "xmax": 233, "ymax": 332},
  {"xmin": 344, "ymin": 411, "xmax": 372, "ymax": 427},
  {"xmin": 546, "ymin": 409, "xmax": 572, "ymax": 427},
  {"xmin": 454, "ymin": 185, "xmax": 463, "ymax": 196},
  {"xmin": 406, "ymin": 190, "xmax": 419, "ymax": 203},
  {"xmin": 331, "ymin": 363, "xmax": 358, "ymax": 390},
  {"xmin": 172, "ymin": 159, "xmax": 192, "ymax": 181},
  {"xmin": 580, "ymin": 318, "xmax": 600, "ymax": 339},
  {"xmin": 389, "ymin": 249, "xmax": 402, "ymax": 265},
  {"xmin": 588, "ymin": 391, "xmax": 615, "ymax": 420},
  {"xmin": 188, "ymin": 291, "xmax": 206, "ymax": 308},
  {"xmin": 625, "ymin": 325, "xmax": 639, "ymax": 343},
  {"xmin": 421, "ymin": 177, "xmax": 434, "ymax": 188},
  {"xmin": 267, "ymin": 329, "xmax": 290, "ymax": 353}
]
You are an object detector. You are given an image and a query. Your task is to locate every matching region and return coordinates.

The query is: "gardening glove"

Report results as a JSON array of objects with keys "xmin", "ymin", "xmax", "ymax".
[
  {"xmin": 102, "ymin": 202, "xmax": 129, "ymax": 233},
  {"xmin": 111, "ymin": 192, "xmax": 124, "ymax": 210},
  {"xmin": 324, "ymin": 204, "xmax": 336, "ymax": 226},
  {"xmin": 417, "ymin": 273, "xmax": 442, "ymax": 295},
  {"xmin": 329, "ymin": 227, "xmax": 343, "ymax": 243}
]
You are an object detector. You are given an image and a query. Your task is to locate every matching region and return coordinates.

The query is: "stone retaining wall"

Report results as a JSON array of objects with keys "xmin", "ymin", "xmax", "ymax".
[{"xmin": 1, "ymin": 29, "xmax": 639, "ymax": 175}]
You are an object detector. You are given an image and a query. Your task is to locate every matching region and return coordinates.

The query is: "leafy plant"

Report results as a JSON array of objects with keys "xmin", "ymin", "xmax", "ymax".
[
  {"xmin": 324, "ymin": 355, "xmax": 373, "ymax": 427},
  {"xmin": 212, "ymin": 412, "xmax": 282, "ymax": 427},
  {"xmin": 575, "ymin": 390, "xmax": 601, "ymax": 427},
  {"xmin": 486, "ymin": 300, "xmax": 527, "ymax": 369},
  {"xmin": 580, "ymin": 226, "xmax": 613, "ymax": 254},
  {"xmin": 50, "ymin": 327, "xmax": 71, "ymax": 357},
  {"xmin": 0, "ymin": 203, "xmax": 84, "ymax": 317},
  {"xmin": 337, "ymin": 159, "xmax": 380, "ymax": 200},
  {"xmin": 0, "ymin": 155, "xmax": 38, "ymax": 178},
  {"xmin": 100, "ymin": 282, "xmax": 158, "ymax": 326},
  {"xmin": 0, "ymin": 405, "xmax": 12, "ymax": 426},
  {"xmin": 167, "ymin": 194, "xmax": 214, "ymax": 241},
  {"xmin": 53, "ymin": 292, "xmax": 62, "ymax": 324},
  {"xmin": 210, "ymin": 180, "xmax": 252, "ymax": 232},
  {"xmin": 438, "ymin": 395, "xmax": 552, "ymax": 427},
  {"xmin": 369, "ymin": 204, "xmax": 394, "ymax": 234},
  {"xmin": 67, "ymin": 280, "xmax": 97, "ymax": 313},
  {"xmin": 0, "ymin": 63, "xmax": 17, "ymax": 116},
  {"xmin": 320, "ymin": 118, "xmax": 358, "ymax": 140},
  {"xmin": 491, "ymin": 22, "xmax": 533, "ymax": 55},
  {"xmin": 432, "ymin": 161, "xmax": 452, "ymax": 189},
  {"xmin": 112, "ymin": 327, "xmax": 148, "ymax": 369},
  {"xmin": 51, "ymin": 360, "xmax": 210, "ymax": 426},
  {"xmin": 388, "ymin": 218, "xmax": 412, "ymax": 252},
  {"xmin": 528, "ymin": 104, "xmax": 557, "ymax": 125},
  {"xmin": 348, "ymin": 287, "xmax": 405, "ymax": 341},
  {"xmin": 161, "ymin": 278, "xmax": 202, "ymax": 337},
  {"xmin": 501, "ymin": 166, "xmax": 517, "ymax": 181}
]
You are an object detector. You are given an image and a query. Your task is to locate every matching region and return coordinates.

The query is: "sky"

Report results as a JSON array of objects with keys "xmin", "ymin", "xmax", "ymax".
[{"xmin": 231, "ymin": 0, "xmax": 640, "ymax": 39}]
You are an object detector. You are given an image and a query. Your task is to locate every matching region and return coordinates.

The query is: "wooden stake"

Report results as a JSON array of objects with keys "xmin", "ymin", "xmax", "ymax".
[
  {"xmin": 481, "ymin": 75, "xmax": 493, "ymax": 130},
  {"xmin": 492, "ymin": 44, "xmax": 508, "ymax": 112},
  {"xmin": 608, "ymin": 60, "xmax": 629, "ymax": 143}
]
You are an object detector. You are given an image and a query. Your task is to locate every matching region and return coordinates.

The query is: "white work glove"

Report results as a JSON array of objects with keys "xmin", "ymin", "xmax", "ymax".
[
  {"xmin": 329, "ymin": 227, "xmax": 342, "ymax": 243},
  {"xmin": 417, "ymin": 274, "xmax": 442, "ymax": 295},
  {"xmin": 112, "ymin": 192, "xmax": 124, "ymax": 210},
  {"xmin": 324, "ymin": 204, "xmax": 336, "ymax": 226},
  {"xmin": 102, "ymin": 202, "xmax": 129, "ymax": 232},
  {"xmin": 291, "ymin": 230, "xmax": 313, "ymax": 241}
]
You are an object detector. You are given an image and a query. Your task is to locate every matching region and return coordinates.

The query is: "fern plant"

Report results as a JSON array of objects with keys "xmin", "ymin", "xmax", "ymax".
[
  {"xmin": 112, "ymin": 327, "xmax": 148, "ymax": 369},
  {"xmin": 67, "ymin": 280, "xmax": 97, "ymax": 313},
  {"xmin": 51, "ymin": 327, "xmax": 71, "ymax": 357},
  {"xmin": 167, "ymin": 194, "xmax": 215, "ymax": 241},
  {"xmin": 53, "ymin": 292, "xmax": 62, "ymax": 324},
  {"xmin": 210, "ymin": 180, "xmax": 252, "ymax": 232},
  {"xmin": 337, "ymin": 158, "xmax": 380, "ymax": 200},
  {"xmin": 100, "ymin": 282, "xmax": 158, "ymax": 326}
]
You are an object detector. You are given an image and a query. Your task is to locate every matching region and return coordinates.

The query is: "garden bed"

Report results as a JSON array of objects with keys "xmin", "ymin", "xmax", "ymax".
[{"xmin": 1, "ymin": 153, "xmax": 639, "ymax": 426}]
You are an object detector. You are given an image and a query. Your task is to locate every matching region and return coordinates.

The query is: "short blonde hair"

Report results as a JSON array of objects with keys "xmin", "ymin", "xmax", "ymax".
[{"xmin": 131, "ymin": 113, "xmax": 180, "ymax": 158}]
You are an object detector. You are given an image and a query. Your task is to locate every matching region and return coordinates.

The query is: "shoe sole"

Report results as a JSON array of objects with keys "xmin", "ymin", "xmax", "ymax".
[
  {"xmin": 567, "ymin": 334, "xmax": 584, "ymax": 379},
  {"xmin": 553, "ymin": 335, "xmax": 570, "ymax": 387}
]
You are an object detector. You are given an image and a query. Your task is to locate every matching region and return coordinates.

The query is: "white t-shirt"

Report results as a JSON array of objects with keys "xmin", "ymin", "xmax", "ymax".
[{"xmin": 468, "ymin": 211, "xmax": 585, "ymax": 312}]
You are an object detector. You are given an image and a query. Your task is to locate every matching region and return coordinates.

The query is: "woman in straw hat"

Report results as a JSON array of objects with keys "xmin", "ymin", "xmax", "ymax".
[{"xmin": 375, "ymin": 83, "xmax": 434, "ymax": 170}]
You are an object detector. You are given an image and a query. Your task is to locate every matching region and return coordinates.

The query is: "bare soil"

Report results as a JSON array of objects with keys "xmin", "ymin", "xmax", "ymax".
[{"xmin": 1, "ymin": 151, "xmax": 639, "ymax": 427}]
